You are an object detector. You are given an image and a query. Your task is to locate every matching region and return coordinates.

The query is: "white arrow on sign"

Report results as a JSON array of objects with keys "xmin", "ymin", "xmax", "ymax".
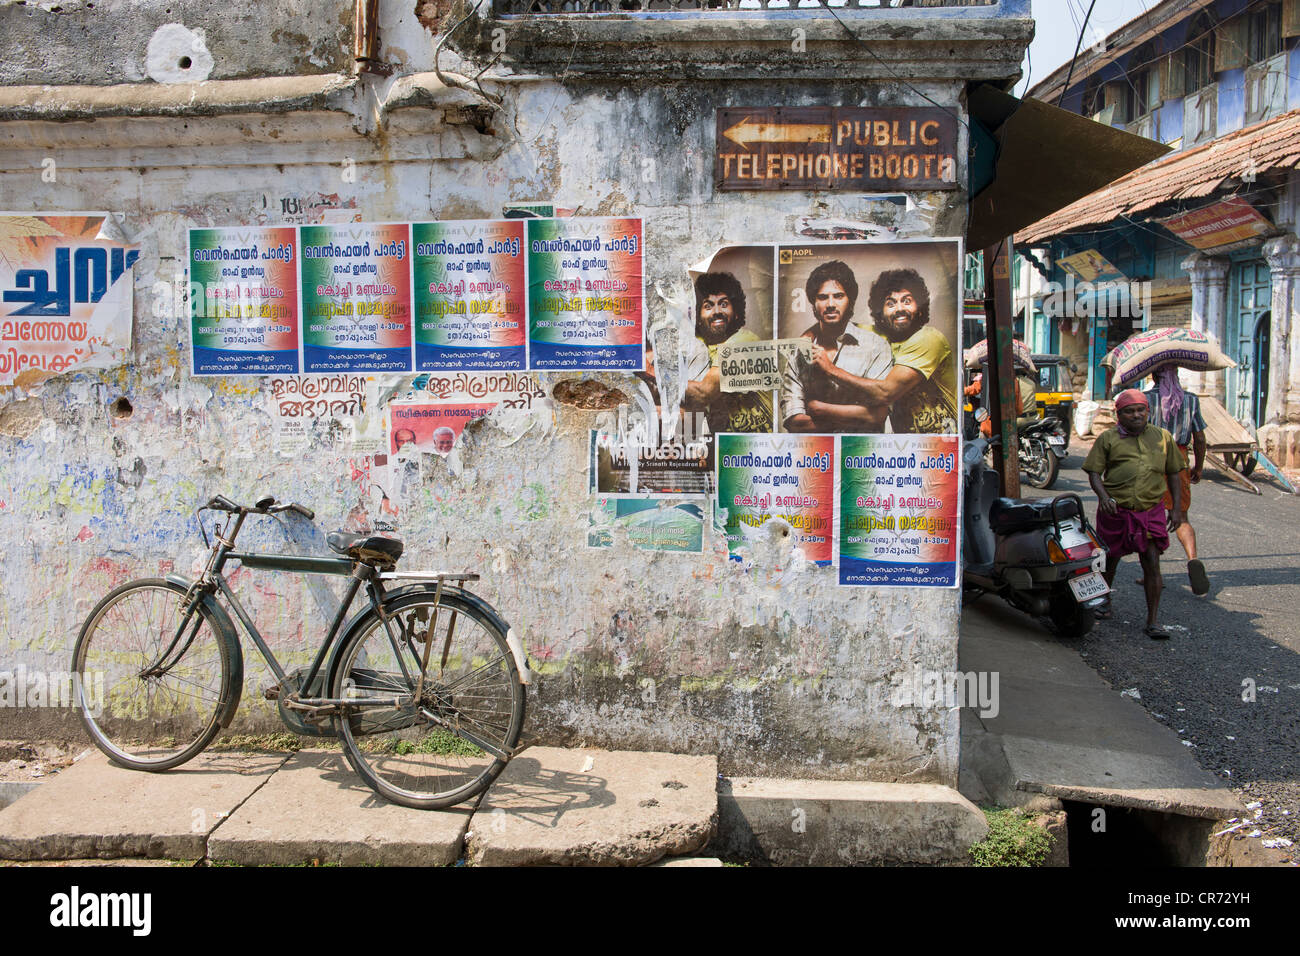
[{"xmin": 722, "ymin": 116, "xmax": 833, "ymax": 149}]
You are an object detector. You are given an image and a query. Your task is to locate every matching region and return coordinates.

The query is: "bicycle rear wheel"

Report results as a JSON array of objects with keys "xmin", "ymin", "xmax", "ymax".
[
  {"xmin": 72, "ymin": 578, "xmax": 232, "ymax": 771},
  {"xmin": 331, "ymin": 590, "xmax": 526, "ymax": 810}
]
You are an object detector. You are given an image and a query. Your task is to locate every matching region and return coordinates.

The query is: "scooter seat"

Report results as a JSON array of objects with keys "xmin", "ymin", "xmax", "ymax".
[{"xmin": 989, "ymin": 496, "xmax": 1081, "ymax": 535}]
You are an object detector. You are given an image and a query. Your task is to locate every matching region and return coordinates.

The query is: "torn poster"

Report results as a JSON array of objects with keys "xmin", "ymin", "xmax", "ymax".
[
  {"xmin": 589, "ymin": 409, "xmax": 714, "ymax": 497},
  {"xmin": 1, "ymin": 213, "xmax": 138, "ymax": 386},
  {"xmin": 389, "ymin": 400, "xmax": 498, "ymax": 456},
  {"xmin": 684, "ymin": 245, "xmax": 775, "ymax": 433},
  {"xmin": 587, "ymin": 497, "xmax": 705, "ymax": 554},
  {"xmin": 267, "ymin": 374, "xmax": 367, "ymax": 456},
  {"xmin": 716, "ymin": 433, "xmax": 835, "ymax": 564}
]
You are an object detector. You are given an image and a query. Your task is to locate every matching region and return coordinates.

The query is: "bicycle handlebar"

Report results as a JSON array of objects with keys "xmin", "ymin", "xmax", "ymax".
[{"xmin": 202, "ymin": 495, "xmax": 315, "ymax": 521}]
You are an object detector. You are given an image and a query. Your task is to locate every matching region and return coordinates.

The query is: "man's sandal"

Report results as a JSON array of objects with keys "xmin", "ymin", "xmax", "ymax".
[
  {"xmin": 1187, "ymin": 559, "xmax": 1210, "ymax": 596},
  {"xmin": 1144, "ymin": 625, "xmax": 1171, "ymax": 640}
]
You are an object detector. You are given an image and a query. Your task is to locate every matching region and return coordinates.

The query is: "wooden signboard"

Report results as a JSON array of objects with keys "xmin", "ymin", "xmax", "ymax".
[{"xmin": 715, "ymin": 107, "xmax": 959, "ymax": 192}]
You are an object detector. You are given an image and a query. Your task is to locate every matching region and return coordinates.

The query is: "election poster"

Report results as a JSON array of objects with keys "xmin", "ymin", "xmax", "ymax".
[
  {"xmin": 527, "ymin": 217, "xmax": 643, "ymax": 371},
  {"xmin": 189, "ymin": 225, "xmax": 299, "ymax": 376},
  {"xmin": 586, "ymin": 497, "xmax": 705, "ymax": 554},
  {"xmin": 389, "ymin": 400, "xmax": 499, "ymax": 457},
  {"xmin": 716, "ymin": 433, "xmax": 835, "ymax": 564},
  {"xmin": 775, "ymin": 238, "xmax": 961, "ymax": 435},
  {"xmin": 837, "ymin": 434, "xmax": 960, "ymax": 588},
  {"xmin": 412, "ymin": 220, "xmax": 526, "ymax": 371},
  {"xmin": 299, "ymin": 222, "xmax": 412, "ymax": 374}
]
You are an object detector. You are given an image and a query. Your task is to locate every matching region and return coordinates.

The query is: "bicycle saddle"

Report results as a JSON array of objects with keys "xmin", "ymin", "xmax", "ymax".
[{"xmin": 326, "ymin": 531, "xmax": 404, "ymax": 567}]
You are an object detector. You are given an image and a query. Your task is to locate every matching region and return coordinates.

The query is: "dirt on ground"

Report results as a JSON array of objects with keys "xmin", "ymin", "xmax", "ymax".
[{"xmin": 0, "ymin": 740, "xmax": 86, "ymax": 783}]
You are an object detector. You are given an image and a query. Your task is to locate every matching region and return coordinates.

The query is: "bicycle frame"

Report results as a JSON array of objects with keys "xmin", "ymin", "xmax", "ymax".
[{"xmin": 156, "ymin": 506, "xmax": 482, "ymax": 725}]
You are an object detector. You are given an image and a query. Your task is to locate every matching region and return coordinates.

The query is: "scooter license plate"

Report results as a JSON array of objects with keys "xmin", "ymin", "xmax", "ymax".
[
  {"xmin": 1047, "ymin": 436, "xmax": 1066, "ymax": 445},
  {"xmin": 1069, "ymin": 571, "xmax": 1110, "ymax": 602}
]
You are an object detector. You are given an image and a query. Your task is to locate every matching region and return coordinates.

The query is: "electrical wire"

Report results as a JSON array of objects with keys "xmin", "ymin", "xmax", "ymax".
[{"xmin": 1058, "ymin": 0, "xmax": 1099, "ymax": 107}]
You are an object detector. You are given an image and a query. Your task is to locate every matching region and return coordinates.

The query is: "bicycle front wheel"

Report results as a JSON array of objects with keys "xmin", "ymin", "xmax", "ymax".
[
  {"xmin": 332, "ymin": 591, "xmax": 526, "ymax": 810},
  {"xmin": 72, "ymin": 578, "xmax": 232, "ymax": 771}
]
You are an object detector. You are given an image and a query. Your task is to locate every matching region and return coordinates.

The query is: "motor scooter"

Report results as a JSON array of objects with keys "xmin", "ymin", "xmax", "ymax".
[
  {"xmin": 1018, "ymin": 416, "xmax": 1069, "ymax": 489},
  {"xmin": 963, "ymin": 418, "xmax": 1110, "ymax": 637}
]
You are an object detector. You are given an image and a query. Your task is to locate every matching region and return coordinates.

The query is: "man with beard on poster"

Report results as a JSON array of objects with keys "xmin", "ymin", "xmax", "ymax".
[
  {"xmin": 682, "ymin": 271, "xmax": 773, "ymax": 432},
  {"xmin": 807, "ymin": 267, "xmax": 957, "ymax": 434},
  {"xmin": 781, "ymin": 259, "xmax": 893, "ymax": 433}
]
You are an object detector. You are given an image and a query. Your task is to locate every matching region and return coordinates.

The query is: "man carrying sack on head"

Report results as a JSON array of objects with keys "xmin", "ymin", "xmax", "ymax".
[
  {"xmin": 1144, "ymin": 366, "xmax": 1210, "ymax": 596},
  {"xmin": 1082, "ymin": 389, "xmax": 1187, "ymax": 640}
]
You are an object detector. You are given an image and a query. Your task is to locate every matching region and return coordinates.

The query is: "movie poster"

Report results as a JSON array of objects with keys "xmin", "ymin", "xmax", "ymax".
[{"xmin": 775, "ymin": 238, "xmax": 961, "ymax": 435}]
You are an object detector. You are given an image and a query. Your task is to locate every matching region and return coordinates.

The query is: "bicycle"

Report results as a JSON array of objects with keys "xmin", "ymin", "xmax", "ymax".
[{"xmin": 70, "ymin": 494, "xmax": 529, "ymax": 810}]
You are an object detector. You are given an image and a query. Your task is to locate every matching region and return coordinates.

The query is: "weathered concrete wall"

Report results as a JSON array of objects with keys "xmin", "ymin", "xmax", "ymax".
[
  {"xmin": 0, "ymin": 0, "xmax": 354, "ymax": 86},
  {"xmin": 0, "ymin": 5, "xmax": 1026, "ymax": 784}
]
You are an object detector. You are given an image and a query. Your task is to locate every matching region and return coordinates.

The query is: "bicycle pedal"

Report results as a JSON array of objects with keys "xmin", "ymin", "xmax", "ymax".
[{"xmin": 262, "ymin": 682, "xmax": 282, "ymax": 700}]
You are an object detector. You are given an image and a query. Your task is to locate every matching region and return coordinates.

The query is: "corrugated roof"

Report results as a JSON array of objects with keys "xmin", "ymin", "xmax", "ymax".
[{"xmin": 1017, "ymin": 107, "xmax": 1300, "ymax": 245}]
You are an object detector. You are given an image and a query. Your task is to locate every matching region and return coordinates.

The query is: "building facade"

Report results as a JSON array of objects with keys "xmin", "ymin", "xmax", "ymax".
[
  {"xmin": 1017, "ymin": 0, "xmax": 1300, "ymax": 469},
  {"xmin": 0, "ymin": 1, "xmax": 1031, "ymax": 783}
]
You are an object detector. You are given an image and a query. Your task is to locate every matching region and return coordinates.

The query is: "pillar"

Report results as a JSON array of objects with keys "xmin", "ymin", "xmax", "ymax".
[
  {"xmin": 1180, "ymin": 252, "xmax": 1230, "ymax": 400},
  {"xmin": 1261, "ymin": 234, "xmax": 1300, "ymax": 468}
]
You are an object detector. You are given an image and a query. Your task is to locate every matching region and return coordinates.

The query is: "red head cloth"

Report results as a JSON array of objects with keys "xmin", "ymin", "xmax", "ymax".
[{"xmin": 1114, "ymin": 388, "xmax": 1149, "ymax": 411}]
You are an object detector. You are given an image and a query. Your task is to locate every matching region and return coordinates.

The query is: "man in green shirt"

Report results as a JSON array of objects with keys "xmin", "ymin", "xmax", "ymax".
[{"xmin": 1082, "ymin": 389, "xmax": 1186, "ymax": 639}]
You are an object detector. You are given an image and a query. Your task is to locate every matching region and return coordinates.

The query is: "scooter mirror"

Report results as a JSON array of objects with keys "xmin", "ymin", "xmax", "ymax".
[{"xmin": 974, "ymin": 407, "xmax": 989, "ymax": 423}]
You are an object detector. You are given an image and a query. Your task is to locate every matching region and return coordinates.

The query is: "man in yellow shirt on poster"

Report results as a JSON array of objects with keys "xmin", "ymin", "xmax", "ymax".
[{"xmin": 804, "ymin": 267, "xmax": 957, "ymax": 434}]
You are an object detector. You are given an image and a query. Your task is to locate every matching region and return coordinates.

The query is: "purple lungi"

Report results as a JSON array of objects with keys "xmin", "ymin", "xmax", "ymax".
[{"xmin": 1095, "ymin": 503, "xmax": 1169, "ymax": 559}]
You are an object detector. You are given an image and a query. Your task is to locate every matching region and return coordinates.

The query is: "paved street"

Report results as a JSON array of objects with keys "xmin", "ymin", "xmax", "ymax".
[{"xmin": 1013, "ymin": 439, "xmax": 1300, "ymax": 849}]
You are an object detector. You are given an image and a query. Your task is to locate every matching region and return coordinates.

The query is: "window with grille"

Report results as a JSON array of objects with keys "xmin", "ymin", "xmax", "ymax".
[
  {"xmin": 1182, "ymin": 13, "xmax": 1216, "ymax": 92},
  {"xmin": 1247, "ymin": 2, "xmax": 1283, "ymax": 62}
]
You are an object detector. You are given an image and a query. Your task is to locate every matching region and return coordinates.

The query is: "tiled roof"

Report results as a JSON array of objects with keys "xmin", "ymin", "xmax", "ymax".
[{"xmin": 1017, "ymin": 107, "xmax": 1300, "ymax": 244}]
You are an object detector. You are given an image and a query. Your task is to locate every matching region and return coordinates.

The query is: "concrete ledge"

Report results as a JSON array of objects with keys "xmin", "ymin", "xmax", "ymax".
[
  {"xmin": 468, "ymin": 13, "xmax": 1032, "ymax": 81},
  {"xmin": 714, "ymin": 777, "xmax": 988, "ymax": 866},
  {"xmin": 206, "ymin": 750, "xmax": 470, "ymax": 867},
  {"xmin": 0, "ymin": 74, "xmax": 360, "ymax": 123},
  {"xmin": 467, "ymin": 747, "xmax": 718, "ymax": 866},
  {"xmin": 0, "ymin": 751, "xmax": 288, "ymax": 861}
]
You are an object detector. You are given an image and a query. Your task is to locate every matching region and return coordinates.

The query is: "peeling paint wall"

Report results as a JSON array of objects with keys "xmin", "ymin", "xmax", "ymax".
[
  {"xmin": 0, "ymin": 1, "xmax": 353, "ymax": 86},
  {"xmin": 0, "ymin": 3, "xmax": 1011, "ymax": 785}
]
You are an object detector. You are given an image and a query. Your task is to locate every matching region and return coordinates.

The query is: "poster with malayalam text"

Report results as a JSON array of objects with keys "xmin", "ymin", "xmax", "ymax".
[
  {"xmin": 716, "ymin": 433, "xmax": 835, "ymax": 564},
  {"xmin": 527, "ymin": 217, "xmax": 643, "ymax": 371},
  {"xmin": 2, "ymin": 214, "xmax": 139, "ymax": 385},
  {"xmin": 413, "ymin": 220, "xmax": 526, "ymax": 371},
  {"xmin": 389, "ymin": 400, "xmax": 499, "ymax": 456},
  {"xmin": 299, "ymin": 222, "xmax": 412, "ymax": 374},
  {"xmin": 189, "ymin": 226, "xmax": 300, "ymax": 375},
  {"xmin": 837, "ymin": 434, "xmax": 960, "ymax": 588}
]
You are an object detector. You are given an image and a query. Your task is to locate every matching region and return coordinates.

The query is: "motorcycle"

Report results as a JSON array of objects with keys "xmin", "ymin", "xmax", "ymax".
[
  {"xmin": 1018, "ymin": 416, "xmax": 1069, "ymax": 490},
  {"xmin": 963, "ymin": 420, "xmax": 1110, "ymax": 638}
]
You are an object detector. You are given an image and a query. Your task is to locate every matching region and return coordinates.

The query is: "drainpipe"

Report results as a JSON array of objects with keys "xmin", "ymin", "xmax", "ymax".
[{"xmin": 355, "ymin": 0, "xmax": 380, "ymax": 72}]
